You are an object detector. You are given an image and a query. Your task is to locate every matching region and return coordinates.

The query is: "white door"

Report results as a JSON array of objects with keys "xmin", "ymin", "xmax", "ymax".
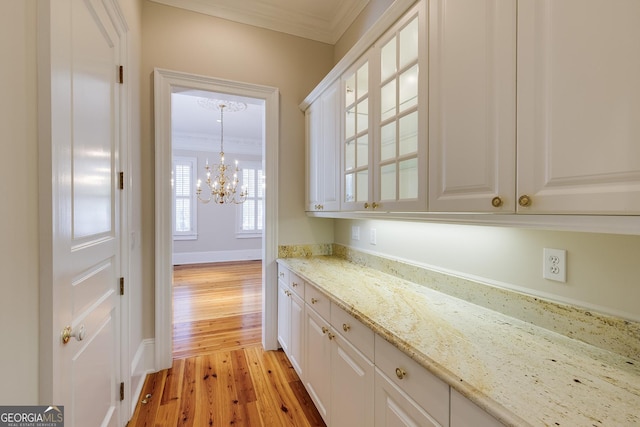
[
  {"xmin": 517, "ymin": 0, "xmax": 640, "ymax": 214},
  {"xmin": 41, "ymin": 0, "xmax": 125, "ymax": 425},
  {"xmin": 330, "ymin": 334, "xmax": 374, "ymax": 427},
  {"xmin": 304, "ymin": 307, "xmax": 332, "ymax": 424},
  {"xmin": 428, "ymin": 0, "xmax": 516, "ymax": 213}
]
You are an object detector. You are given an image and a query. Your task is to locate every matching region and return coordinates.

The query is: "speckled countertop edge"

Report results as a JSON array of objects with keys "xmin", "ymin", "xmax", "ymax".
[{"xmin": 277, "ymin": 254, "xmax": 640, "ymax": 427}]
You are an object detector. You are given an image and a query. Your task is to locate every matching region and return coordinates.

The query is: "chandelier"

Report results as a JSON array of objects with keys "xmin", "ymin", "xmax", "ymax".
[{"xmin": 196, "ymin": 99, "xmax": 248, "ymax": 204}]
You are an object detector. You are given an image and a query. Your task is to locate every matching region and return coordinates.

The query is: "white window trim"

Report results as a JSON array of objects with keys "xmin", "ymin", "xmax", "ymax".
[
  {"xmin": 236, "ymin": 161, "xmax": 263, "ymax": 238},
  {"xmin": 172, "ymin": 156, "xmax": 198, "ymax": 240}
]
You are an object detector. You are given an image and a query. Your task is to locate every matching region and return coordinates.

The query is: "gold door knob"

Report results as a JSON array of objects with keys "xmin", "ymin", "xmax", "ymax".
[
  {"xmin": 61, "ymin": 324, "xmax": 86, "ymax": 344},
  {"xmin": 491, "ymin": 196, "xmax": 503, "ymax": 208},
  {"xmin": 395, "ymin": 367, "xmax": 406, "ymax": 380},
  {"xmin": 328, "ymin": 333, "xmax": 335, "ymax": 341},
  {"xmin": 372, "ymin": 202, "xmax": 379, "ymax": 210},
  {"xmin": 311, "ymin": 298, "xmax": 318, "ymax": 304},
  {"xmin": 342, "ymin": 323, "xmax": 350, "ymax": 332},
  {"xmin": 321, "ymin": 326, "xmax": 329, "ymax": 334},
  {"xmin": 364, "ymin": 202, "xmax": 370, "ymax": 209},
  {"xmin": 518, "ymin": 194, "xmax": 532, "ymax": 207}
]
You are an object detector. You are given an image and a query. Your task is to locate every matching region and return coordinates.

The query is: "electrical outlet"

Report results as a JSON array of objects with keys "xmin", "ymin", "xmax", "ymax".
[
  {"xmin": 543, "ymin": 248, "xmax": 567, "ymax": 282},
  {"xmin": 351, "ymin": 226, "xmax": 360, "ymax": 241},
  {"xmin": 370, "ymin": 228, "xmax": 377, "ymax": 245}
]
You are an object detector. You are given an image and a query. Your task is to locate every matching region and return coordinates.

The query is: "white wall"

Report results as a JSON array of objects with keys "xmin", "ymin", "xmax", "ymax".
[
  {"xmin": 173, "ymin": 149, "xmax": 262, "ymax": 263},
  {"xmin": 0, "ymin": 0, "xmax": 39, "ymax": 405},
  {"xmin": 336, "ymin": 219, "xmax": 640, "ymax": 322}
]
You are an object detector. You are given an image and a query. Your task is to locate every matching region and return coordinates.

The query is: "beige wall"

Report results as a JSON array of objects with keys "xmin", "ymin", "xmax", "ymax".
[
  {"xmin": 334, "ymin": 0, "xmax": 394, "ymax": 63},
  {"xmin": 140, "ymin": 1, "xmax": 335, "ymax": 337},
  {"xmin": 0, "ymin": 0, "xmax": 39, "ymax": 404},
  {"xmin": 336, "ymin": 219, "xmax": 640, "ymax": 322}
]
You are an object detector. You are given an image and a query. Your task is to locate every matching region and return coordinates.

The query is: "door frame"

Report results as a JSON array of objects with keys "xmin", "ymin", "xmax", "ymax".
[{"xmin": 153, "ymin": 68, "xmax": 280, "ymax": 370}]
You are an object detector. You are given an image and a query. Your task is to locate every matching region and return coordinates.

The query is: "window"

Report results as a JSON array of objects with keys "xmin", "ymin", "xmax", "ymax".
[
  {"xmin": 172, "ymin": 156, "xmax": 197, "ymax": 240},
  {"xmin": 237, "ymin": 163, "xmax": 264, "ymax": 238}
]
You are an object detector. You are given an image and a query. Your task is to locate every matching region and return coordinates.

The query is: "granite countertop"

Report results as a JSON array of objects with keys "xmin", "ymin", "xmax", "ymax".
[{"xmin": 278, "ymin": 255, "xmax": 640, "ymax": 427}]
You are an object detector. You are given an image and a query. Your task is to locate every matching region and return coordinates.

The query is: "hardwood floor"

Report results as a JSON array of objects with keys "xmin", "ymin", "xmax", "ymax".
[
  {"xmin": 128, "ymin": 261, "xmax": 325, "ymax": 427},
  {"xmin": 173, "ymin": 261, "xmax": 262, "ymax": 358}
]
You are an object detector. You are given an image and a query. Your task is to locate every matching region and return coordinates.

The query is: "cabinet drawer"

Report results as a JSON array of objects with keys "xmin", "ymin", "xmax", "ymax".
[
  {"xmin": 289, "ymin": 272, "xmax": 305, "ymax": 299},
  {"xmin": 277, "ymin": 263, "xmax": 289, "ymax": 284},
  {"xmin": 331, "ymin": 304, "xmax": 374, "ymax": 361},
  {"xmin": 374, "ymin": 334, "xmax": 449, "ymax": 427},
  {"xmin": 305, "ymin": 283, "xmax": 331, "ymax": 320}
]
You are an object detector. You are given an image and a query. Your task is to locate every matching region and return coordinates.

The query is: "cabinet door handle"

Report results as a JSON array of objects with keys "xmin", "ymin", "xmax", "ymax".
[
  {"xmin": 372, "ymin": 202, "xmax": 379, "ymax": 210},
  {"xmin": 279, "ymin": 272, "xmax": 284, "ymax": 278},
  {"xmin": 491, "ymin": 196, "xmax": 503, "ymax": 208},
  {"xmin": 321, "ymin": 326, "xmax": 329, "ymax": 334},
  {"xmin": 518, "ymin": 194, "xmax": 532, "ymax": 207},
  {"xmin": 342, "ymin": 323, "xmax": 350, "ymax": 332},
  {"xmin": 364, "ymin": 202, "xmax": 370, "ymax": 209},
  {"xmin": 395, "ymin": 368, "xmax": 406, "ymax": 380},
  {"xmin": 328, "ymin": 333, "xmax": 335, "ymax": 341},
  {"xmin": 292, "ymin": 282, "xmax": 298, "ymax": 287},
  {"xmin": 285, "ymin": 290, "xmax": 291, "ymax": 297},
  {"xmin": 311, "ymin": 298, "xmax": 318, "ymax": 304}
]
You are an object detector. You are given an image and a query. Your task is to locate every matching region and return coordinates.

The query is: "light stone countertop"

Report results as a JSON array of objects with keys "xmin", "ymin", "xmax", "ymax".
[{"xmin": 278, "ymin": 256, "xmax": 640, "ymax": 427}]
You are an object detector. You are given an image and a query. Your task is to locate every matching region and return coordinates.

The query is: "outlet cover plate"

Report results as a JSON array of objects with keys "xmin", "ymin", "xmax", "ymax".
[{"xmin": 543, "ymin": 248, "xmax": 567, "ymax": 282}]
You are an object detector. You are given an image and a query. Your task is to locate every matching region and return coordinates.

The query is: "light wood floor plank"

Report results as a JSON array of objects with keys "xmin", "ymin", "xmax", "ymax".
[{"xmin": 128, "ymin": 261, "xmax": 325, "ymax": 427}]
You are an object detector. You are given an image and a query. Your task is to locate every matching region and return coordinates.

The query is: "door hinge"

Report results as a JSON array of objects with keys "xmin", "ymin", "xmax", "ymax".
[
  {"xmin": 118, "ymin": 172, "xmax": 124, "ymax": 190},
  {"xmin": 120, "ymin": 382, "xmax": 125, "ymax": 401},
  {"xmin": 118, "ymin": 65, "xmax": 124, "ymax": 84},
  {"xmin": 119, "ymin": 277, "xmax": 124, "ymax": 296}
]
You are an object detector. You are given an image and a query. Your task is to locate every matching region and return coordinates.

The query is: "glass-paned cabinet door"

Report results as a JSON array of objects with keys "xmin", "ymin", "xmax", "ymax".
[
  {"xmin": 375, "ymin": 1, "xmax": 427, "ymax": 211},
  {"xmin": 343, "ymin": 55, "xmax": 372, "ymax": 210}
]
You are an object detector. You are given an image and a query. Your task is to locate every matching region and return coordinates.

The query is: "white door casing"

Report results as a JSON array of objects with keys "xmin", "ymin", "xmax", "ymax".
[
  {"xmin": 38, "ymin": 0, "xmax": 128, "ymax": 426},
  {"xmin": 153, "ymin": 69, "xmax": 280, "ymax": 370}
]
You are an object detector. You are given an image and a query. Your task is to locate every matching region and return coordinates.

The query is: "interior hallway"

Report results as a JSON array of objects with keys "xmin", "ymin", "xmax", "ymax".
[{"xmin": 128, "ymin": 261, "xmax": 325, "ymax": 426}]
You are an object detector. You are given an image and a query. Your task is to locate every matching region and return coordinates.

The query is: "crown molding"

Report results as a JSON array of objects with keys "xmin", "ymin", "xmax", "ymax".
[{"xmin": 149, "ymin": 0, "xmax": 370, "ymax": 44}]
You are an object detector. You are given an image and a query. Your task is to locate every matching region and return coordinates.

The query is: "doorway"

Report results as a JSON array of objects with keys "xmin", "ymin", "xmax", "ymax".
[{"xmin": 154, "ymin": 68, "xmax": 280, "ymax": 371}]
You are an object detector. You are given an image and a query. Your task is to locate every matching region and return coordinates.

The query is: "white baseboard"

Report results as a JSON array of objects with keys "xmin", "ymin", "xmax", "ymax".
[
  {"xmin": 173, "ymin": 249, "xmax": 262, "ymax": 265},
  {"xmin": 130, "ymin": 338, "xmax": 155, "ymax": 414}
]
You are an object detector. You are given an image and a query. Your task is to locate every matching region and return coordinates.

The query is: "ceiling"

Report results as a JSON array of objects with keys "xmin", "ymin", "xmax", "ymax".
[
  {"xmin": 149, "ymin": 0, "xmax": 370, "ymax": 44},
  {"xmin": 172, "ymin": 90, "xmax": 264, "ymax": 156}
]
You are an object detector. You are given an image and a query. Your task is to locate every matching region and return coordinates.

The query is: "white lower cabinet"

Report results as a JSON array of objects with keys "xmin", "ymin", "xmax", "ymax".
[
  {"xmin": 375, "ymin": 369, "xmax": 441, "ymax": 427},
  {"xmin": 278, "ymin": 263, "xmax": 504, "ymax": 426},
  {"xmin": 277, "ymin": 268, "xmax": 305, "ymax": 378},
  {"xmin": 375, "ymin": 334, "xmax": 450, "ymax": 427},
  {"xmin": 304, "ymin": 306, "xmax": 332, "ymax": 422},
  {"xmin": 330, "ymin": 316, "xmax": 375, "ymax": 427},
  {"xmin": 303, "ymin": 285, "xmax": 375, "ymax": 426},
  {"xmin": 450, "ymin": 388, "xmax": 502, "ymax": 427}
]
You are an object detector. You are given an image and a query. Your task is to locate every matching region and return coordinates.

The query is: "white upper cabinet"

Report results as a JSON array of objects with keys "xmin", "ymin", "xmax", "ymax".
[
  {"xmin": 306, "ymin": 79, "xmax": 340, "ymax": 211},
  {"xmin": 428, "ymin": 0, "xmax": 516, "ymax": 212},
  {"xmin": 342, "ymin": 0, "xmax": 428, "ymax": 212},
  {"xmin": 375, "ymin": 4, "xmax": 428, "ymax": 212},
  {"xmin": 342, "ymin": 54, "xmax": 374, "ymax": 210},
  {"xmin": 517, "ymin": 0, "xmax": 640, "ymax": 214}
]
